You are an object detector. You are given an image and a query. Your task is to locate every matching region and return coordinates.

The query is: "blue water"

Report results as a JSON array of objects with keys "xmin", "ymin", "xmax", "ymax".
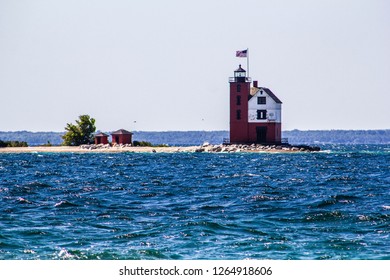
[{"xmin": 0, "ymin": 144, "xmax": 389, "ymax": 260}]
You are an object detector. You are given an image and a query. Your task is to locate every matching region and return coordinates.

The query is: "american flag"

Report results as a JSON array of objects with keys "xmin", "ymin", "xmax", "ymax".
[{"xmin": 236, "ymin": 49, "xmax": 248, "ymax": 57}]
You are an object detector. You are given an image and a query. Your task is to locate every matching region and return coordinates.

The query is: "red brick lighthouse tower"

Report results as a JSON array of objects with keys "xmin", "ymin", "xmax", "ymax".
[
  {"xmin": 229, "ymin": 65, "xmax": 250, "ymax": 143},
  {"xmin": 229, "ymin": 65, "xmax": 283, "ymax": 144}
]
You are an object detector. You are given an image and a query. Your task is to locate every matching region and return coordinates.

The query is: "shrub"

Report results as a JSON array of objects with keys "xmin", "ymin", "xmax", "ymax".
[{"xmin": 0, "ymin": 140, "xmax": 28, "ymax": 147}]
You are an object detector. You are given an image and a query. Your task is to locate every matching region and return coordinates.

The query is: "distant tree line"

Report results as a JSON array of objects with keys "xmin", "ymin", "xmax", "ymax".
[
  {"xmin": 132, "ymin": 131, "xmax": 229, "ymax": 146},
  {"xmin": 283, "ymin": 129, "xmax": 390, "ymax": 144},
  {"xmin": 0, "ymin": 131, "xmax": 63, "ymax": 146}
]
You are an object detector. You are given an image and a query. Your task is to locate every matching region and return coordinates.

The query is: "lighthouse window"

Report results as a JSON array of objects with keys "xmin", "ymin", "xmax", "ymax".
[
  {"xmin": 237, "ymin": 84, "xmax": 241, "ymax": 92},
  {"xmin": 257, "ymin": 110, "xmax": 267, "ymax": 120},
  {"xmin": 236, "ymin": 96, "xmax": 241, "ymax": 105},
  {"xmin": 236, "ymin": 110, "xmax": 241, "ymax": 120},
  {"xmin": 257, "ymin": 97, "xmax": 266, "ymax": 104}
]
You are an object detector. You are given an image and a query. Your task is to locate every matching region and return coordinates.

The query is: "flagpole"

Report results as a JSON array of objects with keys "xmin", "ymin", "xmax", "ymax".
[{"xmin": 246, "ymin": 48, "xmax": 249, "ymax": 80}]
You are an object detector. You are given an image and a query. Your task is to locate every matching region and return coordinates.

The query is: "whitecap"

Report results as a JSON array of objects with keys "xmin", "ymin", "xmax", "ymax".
[
  {"xmin": 58, "ymin": 248, "xmax": 73, "ymax": 259},
  {"xmin": 382, "ymin": 206, "xmax": 390, "ymax": 210},
  {"xmin": 17, "ymin": 197, "xmax": 33, "ymax": 204},
  {"xmin": 23, "ymin": 249, "xmax": 36, "ymax": 254},
  {"xmin": 358, "ymin": 215, "xmax": 369, "ymax": 221},
  {"xmin": 54, "ymin": 200, "xmax": 77, "ymax": 207}
]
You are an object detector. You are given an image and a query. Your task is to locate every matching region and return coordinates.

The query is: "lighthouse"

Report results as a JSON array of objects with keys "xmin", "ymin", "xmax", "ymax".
[
  {"xmin": 229, "ymin": 65, "xmax": 282, "ymax": 144},
  {"xmin": 229, "ymin": 65, "xmax": 250, "ymax": 143}
]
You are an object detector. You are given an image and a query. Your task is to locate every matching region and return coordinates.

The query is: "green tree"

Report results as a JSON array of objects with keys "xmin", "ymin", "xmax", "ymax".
[{"xmin": 62, "ymin": 115, "xmax": 96, "ymax": 146}]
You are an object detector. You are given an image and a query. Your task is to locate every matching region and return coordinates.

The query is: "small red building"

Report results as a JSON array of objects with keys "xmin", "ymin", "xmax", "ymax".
[
  {"xmin": 111, "ymin": 129, "xmax": 133, "ymax": 145},
  {"xmin": 94, "ymin": 132, "xmax": 109, "ymax": 145}
]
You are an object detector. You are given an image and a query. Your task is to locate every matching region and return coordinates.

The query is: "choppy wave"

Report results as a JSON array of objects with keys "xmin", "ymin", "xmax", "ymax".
[{"xmin": 0, "ymin": 144, "xmax": 389, "ymax": 260}]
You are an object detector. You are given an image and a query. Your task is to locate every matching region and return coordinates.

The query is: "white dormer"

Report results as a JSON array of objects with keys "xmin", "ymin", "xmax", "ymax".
[{"xmin": 248, "ymin": 87, "xmax": 282, "ymax": 123}]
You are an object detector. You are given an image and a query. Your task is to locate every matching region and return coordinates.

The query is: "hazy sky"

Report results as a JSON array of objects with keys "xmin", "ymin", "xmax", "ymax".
[{"xmin": 1, "ymin": 0, "xmax": 389, "ymax": 132}]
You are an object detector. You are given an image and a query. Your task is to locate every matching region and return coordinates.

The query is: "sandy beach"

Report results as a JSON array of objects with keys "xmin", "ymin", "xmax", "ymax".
[{"xmin": 0, "ymin": 146, "xmax": 200, "ymax": 153}]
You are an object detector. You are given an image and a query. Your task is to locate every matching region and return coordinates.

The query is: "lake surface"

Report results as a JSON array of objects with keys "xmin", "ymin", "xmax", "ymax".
[{"xmin": 0, "ymin": 144, "xmax": 389, "ymax": 259}]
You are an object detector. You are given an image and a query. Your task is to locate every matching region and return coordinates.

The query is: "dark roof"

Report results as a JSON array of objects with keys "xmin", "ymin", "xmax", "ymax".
[
  {"xmin": 263, "ymin": 88, "xmax": 282, "ymax": 104},
  {"xmin": 250, "ymin": 87, "xmax": 282, "ymax": 104},
  {"xmin": 95, "ymin": 132, "xmax": 109, "ymax": 137},
  {"xmin": 111, "ymin": 129, "xmax": 133, "ymax": 135},
  {"xmin": 235, "ymin": 64, "xmax": 246, "ymax": 72}
]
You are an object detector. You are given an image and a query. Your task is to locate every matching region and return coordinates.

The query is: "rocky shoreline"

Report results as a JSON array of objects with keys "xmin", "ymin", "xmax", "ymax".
[
  {"xmin": 195, "ymin": 143, "xmax": 320, "ymax": 153},
  {"xmin": 79, "ymin": 143, "xmax": 320, "ymax": 153},
  {"xmin": 0, "ymin": 143, "xmax": 320, "ymax": 153}
]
